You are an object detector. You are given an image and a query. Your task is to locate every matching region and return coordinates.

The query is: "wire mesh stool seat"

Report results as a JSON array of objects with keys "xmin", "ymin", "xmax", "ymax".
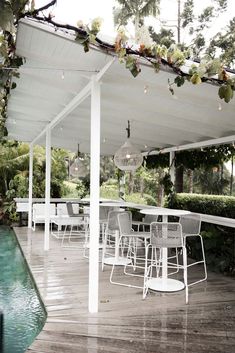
[{"xmin": 143, "ymin": 222, "xmax": 188, "ymax": 304}]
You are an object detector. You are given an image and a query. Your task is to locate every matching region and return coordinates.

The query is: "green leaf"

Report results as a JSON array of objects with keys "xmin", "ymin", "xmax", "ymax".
[
  {"xmin": 218, "ymin": 84, "xmax": 234, "ymax": 103},
  {"xmin": 174, "ymin": 76, "xmax": 185, "ymax": 87},
  {"xmin": 125, "ymin": 56, "xmax": 140, "ymax": 77},
  {"xmin": 190, "ymin": 73, "xmax": 202, "ymax": 84},
  {"xmin": 125, "ymin": 55, "xmax": 135, "ymax": 69},
  {"xmin": 151, "ymin": 61, "xmax": 160, "ymax": 73},
  {"xmin": 11, "ymin": 82, "xmax": 17, "ymax": 89},
  {"xmin": 11, "ymin": 71, "xmax": 20, "ymax": 78},
  {"xmin": 11, "ymin": 57, "xmax": 24, "ymax": 67},
  {"xmin": 218, "ymin": 85, "xmax": 226, "ymax": 99},
  {"xmin": 130, "ymin": 66, "xmax": 141, "ymax": 77},
  {"xmin": 75, "ymin": 32, "xmax": 88, "ymax": 44},
  {"xmin": 83, "ymin": 39, "xmax": 90, "ymax": 53},
  {"xmin": 224, "ymin": 85, "xmax": 233, "ymax": 103}
]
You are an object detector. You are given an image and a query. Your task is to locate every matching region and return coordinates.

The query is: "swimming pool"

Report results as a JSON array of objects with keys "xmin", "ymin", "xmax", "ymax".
[{"xmin": 0, "ymin": 226, "xmax": 47, "ymax": 353}]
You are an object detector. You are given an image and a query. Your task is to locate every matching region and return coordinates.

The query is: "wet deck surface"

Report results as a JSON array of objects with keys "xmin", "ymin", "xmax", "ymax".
[{"xmin": 14, "ymin": 226, "xmax": 235, "ymax": 353}]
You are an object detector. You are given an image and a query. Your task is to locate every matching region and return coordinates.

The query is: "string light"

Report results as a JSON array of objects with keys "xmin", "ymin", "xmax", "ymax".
[{"xmin": 144, "ymin": 85, "xmax": 148, "ymax": 94}]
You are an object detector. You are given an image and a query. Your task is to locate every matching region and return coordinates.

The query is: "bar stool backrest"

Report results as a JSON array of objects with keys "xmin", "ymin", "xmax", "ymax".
[
  {"xmin": 118, "ymin": 211, "xmax": 132, "ymax": 235},
  {"xmin": 179, "ymin": 213, "xmax": 201, "ymax": 235},
  {"xmin": 107, "ymin": 210, "xmax": 124, "ymax": 232},
  {"xmin": 66, "ymin": 202, "xmax": 79, "ymax": 217},
  {"xmin": 150, "ymin": 222, "xmax": 183, "ymax": 248},
  {"xmin": 100, "ymin": 206, "xmax": 113, "ymax": 221}
]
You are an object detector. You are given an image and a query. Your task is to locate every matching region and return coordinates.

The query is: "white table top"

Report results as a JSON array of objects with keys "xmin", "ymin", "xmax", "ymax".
[
  {"xmin": 140, "ymin": 208, "xmax": 191, "ymax": 217},
  {"xmin": 100, "ymin": 202, "xmax": 158, "ymax": 210}
]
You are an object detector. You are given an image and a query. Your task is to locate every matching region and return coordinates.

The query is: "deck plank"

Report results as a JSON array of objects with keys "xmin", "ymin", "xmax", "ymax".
[{"xmin": 14, "ymin": 226, "xmax": 235, "ymax": 353}]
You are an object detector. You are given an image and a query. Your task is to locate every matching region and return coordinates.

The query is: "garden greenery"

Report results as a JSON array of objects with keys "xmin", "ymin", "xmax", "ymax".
[{"xmin": 166, "ymin": 192, "xmax": 235, "ymax": 217}]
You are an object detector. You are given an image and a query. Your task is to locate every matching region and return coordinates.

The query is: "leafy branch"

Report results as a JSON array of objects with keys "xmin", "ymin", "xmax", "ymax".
[{"xmin": 1, "ymin": 0, "xmax": 235, "ymax": 140}]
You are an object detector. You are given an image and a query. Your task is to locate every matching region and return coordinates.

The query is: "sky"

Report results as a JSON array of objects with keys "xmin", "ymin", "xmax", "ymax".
[{"xmin": 34, "ymin": 0, "xmax": 235, "ymax": 43}]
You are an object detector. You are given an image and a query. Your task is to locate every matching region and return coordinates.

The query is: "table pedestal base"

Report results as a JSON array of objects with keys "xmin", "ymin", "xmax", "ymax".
[
  {"xmin": 147, "ymin": 278, "xmax": 185, "ymax": 292},
  {"xmin": 103, "ymin": 257, "xmax": 132, "ymax": 266}
]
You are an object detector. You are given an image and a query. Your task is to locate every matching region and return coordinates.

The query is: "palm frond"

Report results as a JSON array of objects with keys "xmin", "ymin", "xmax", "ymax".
[
  {"xmin": 140, "ymin": 0, "xmax": 160, "ymax": 18},
  {"xmin": 113, "ymin": 6, "xmax": 132, "ymax": 26}
]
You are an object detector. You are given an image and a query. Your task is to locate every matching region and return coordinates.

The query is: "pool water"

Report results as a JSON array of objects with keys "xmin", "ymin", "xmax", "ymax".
[{"xmin": 0, "ymin": 226, "xmax": 47, "ymax": 353}]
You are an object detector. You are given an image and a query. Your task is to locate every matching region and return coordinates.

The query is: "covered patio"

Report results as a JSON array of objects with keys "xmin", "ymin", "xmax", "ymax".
[
  {"xmin": 5, "ymin": 16, "xmax": 235, "ymax": 351},
  {"xmin": 4, "ymin": 13, "xmax": 235, "ymax": 353}
]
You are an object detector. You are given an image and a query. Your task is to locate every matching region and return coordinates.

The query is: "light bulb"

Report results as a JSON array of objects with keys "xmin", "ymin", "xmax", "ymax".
[
  {"xmin": 144, "ymin": 85, "xmax": 148, "ymax": 94},
  {"xmin": 61, "ymin": 70, "xmax": 65, "ymax": 79},
  {"xmin": 218, "ymin": 102, "xmax": 222, "ymax": 111}
]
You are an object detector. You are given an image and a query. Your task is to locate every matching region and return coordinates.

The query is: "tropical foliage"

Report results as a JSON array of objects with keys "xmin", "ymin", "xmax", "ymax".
[
  {"xmin": 113, "ymin": 0, "xmax": 160, "ymax": 36},
  {"xmin": 0, "ymin": 141, "xmax": 70, "ymax": 221}
]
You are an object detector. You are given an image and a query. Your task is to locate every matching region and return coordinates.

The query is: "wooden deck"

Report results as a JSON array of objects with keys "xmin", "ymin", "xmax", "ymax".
[{"xmin": 14, "ymin": 226, "xmax": 235, "ymax": 353}]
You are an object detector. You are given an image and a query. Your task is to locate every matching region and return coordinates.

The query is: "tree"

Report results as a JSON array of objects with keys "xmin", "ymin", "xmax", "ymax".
[
  {"xmin": 0, "ymin": 0, "xmax": 30, "ymax": 33},
  {"xmin": 180, "ymin": 0, "xmax": 230, "ymax": 59},
  {"xmin": 206, "ymin": 17, "xmax": 235, "ymax": 68},
  {"xmin": 0, "ymin": 141, "xmax": 29, "ymax": 196},
  {"xmin": 148, "ymin": 1, "xmax": 230, "ymax": 59},
  {"xmin": 0, "ymin": 141, "xmax": 70, "ymax": 221},
  {"xmin": 149, "ymin": 26, "xmax": 175, "ymax": 47},
  {"xmin": 190, "ymin": 166, "xmax": 230, "ymax": 195},
  {"xmin": 113, "ymin": 0, "xmax": 160, "ymax": 37}
]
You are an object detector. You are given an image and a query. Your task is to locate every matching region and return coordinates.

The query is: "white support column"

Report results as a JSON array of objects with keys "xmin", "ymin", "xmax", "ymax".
[
  {"xmin": 169, "ymin": 151, "xmax": 175, "ymax": 185},
  {"xmin": 28, "ymin": 144, "xmax": 33, "ymax": 228},
  {"xmin": 44, "ymin": 127, "xmax": 51, "ymax": 251},
  {"xmin": 89, "ymin": 76, "xmax": 101, "ymax": 313}
]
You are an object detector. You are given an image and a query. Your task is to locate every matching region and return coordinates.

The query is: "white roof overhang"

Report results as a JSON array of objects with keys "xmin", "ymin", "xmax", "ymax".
[{"xmin": 6, "ymin": 18, "xmax": 235, "ymax": 155}]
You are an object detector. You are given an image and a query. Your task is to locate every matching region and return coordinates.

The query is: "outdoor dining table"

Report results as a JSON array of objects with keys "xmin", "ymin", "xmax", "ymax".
[{"xmin": 140, "ymin": 207, "xmax": 191, "ymax": 292}]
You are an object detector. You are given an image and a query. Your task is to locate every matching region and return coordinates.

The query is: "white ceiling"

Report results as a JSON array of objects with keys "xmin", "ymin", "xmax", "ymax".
[{"xmin": 6, "ymin": 18, "xmax": 235, "ymax": 155}]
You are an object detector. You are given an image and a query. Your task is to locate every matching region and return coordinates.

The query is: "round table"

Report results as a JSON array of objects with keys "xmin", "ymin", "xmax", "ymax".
[{"xmin": 140, "ymin": 207, "xmax": 191, "ymax": 292}]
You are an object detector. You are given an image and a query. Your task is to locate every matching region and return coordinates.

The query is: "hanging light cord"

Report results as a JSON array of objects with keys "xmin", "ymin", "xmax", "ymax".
[{"xmin": 126, "ymin": 120, "xmax": 130, "ymax": 139}]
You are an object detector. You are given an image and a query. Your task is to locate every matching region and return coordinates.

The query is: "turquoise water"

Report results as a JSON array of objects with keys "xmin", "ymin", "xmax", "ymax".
[{"xmin": 0, "ymin": 226, "xmax": 47, "ymax": 353}]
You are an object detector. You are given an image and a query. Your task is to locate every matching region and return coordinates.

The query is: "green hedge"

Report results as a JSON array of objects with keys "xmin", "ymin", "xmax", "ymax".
[
  {"xmin": 166, "ymin": 193, "xmax": 235, "ymax": 276},
  {"xmin": 167, "ymin": 193, "xmax": 235, "ymax": 218}
]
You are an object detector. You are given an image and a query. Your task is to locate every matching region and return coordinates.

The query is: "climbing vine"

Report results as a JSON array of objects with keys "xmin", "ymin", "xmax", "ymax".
[{"xmin": 0, "ymin": 0, "xmax": 235, "ymax": 139}]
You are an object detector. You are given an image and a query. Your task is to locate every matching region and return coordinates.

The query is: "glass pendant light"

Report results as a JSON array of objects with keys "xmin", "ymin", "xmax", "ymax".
[
  {"xmin": 114, "ymin": 120, "xmax": 143, "ymax": 171},
  {"xmin": 70, "ymin": 144, "xmax": 87, "ymax": 178}
]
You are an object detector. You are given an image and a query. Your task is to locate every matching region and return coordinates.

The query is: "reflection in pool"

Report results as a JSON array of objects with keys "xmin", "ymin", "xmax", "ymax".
[{"xmin": 0, "ymin": 226, "xmax": 47, "ymax": 353}]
